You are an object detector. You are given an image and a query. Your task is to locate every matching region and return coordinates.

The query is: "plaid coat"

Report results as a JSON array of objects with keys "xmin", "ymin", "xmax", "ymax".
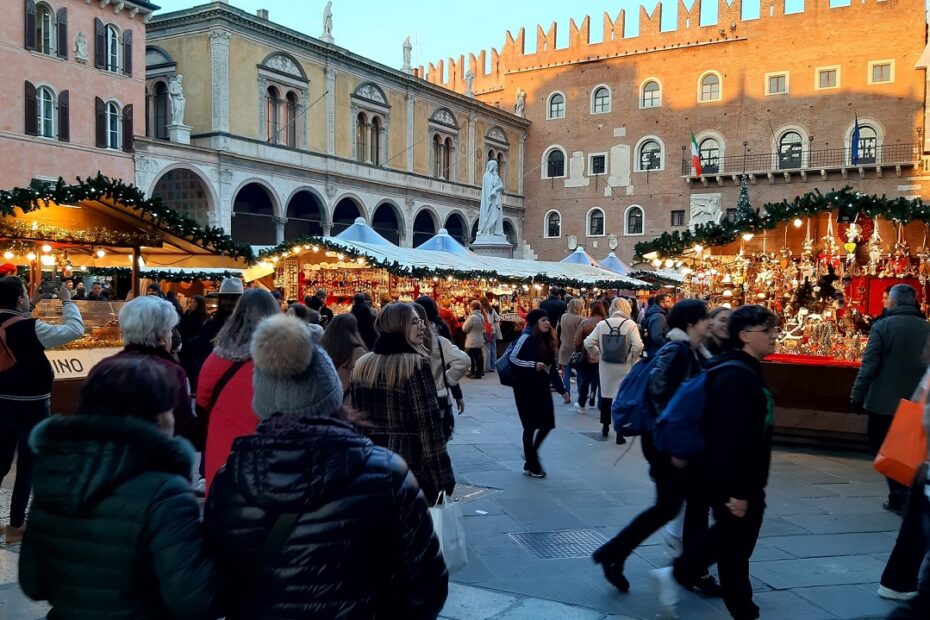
[{"xmin": 350, "ymin": 353, "xmax": 455, "ymax": 504}]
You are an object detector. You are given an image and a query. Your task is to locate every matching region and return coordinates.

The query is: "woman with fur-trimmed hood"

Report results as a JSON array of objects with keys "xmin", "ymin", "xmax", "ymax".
[
  {"xmin": 206, "ymin": 314, "xmax": 448, "ymax": 619},
  {"xmin": 350, "ymin": 302, "xmax": 455, "ymax": 504}
]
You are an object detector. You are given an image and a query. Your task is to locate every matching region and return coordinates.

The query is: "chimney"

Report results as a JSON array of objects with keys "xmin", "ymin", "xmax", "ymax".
[{"xmin": 256, "ymin": 9, "xmax": 269, "ymax": 20}]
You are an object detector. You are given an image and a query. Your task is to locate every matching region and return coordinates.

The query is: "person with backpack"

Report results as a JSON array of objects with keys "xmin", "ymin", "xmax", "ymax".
[
  {"xmin": 583, "ymin": 297, "xmax": 643, "ymax": 442},
  {"xmin": 592, "ymin": 299, "xmax": 716, "ymax": 595},
  {"xmin": 652, "ymin": 305, "xmax": 777, "ymax": 620},
  {"xmin": 0, "ymin": 277, "xmax": 84, "ymax": 544}
]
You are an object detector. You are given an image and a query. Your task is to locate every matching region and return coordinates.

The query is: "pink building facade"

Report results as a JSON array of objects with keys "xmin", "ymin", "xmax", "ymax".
[{"xmin": 0, "ymin": 0, "xmax": 157, "ymax": 189}]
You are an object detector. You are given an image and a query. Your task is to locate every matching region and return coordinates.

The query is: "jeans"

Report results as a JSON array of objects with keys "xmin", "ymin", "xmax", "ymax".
[
  {"xmin": 467, "ymin": 348, "xmax": 484, "ymax": 377},
  {"xmin": 486, "ymin": 340, "xmax": 498, "ymax": 372},
  {"xmin": 0, "ymin": 399, "xmax": 51, "ymax": 528},
  {"xmin": 674, "ymin": 496, "xmax": 766, "ymax": 620},
  {"xmin": 561, "ymin": 364, "xmax": 572, "ymax": 397},
  {"xmin": 882, "ymin": 464, "xmax": 929, "ymax": 592},
  {"xmin": 868, "ymin": 412, "xmax": 909, "ymax": 507},
  {"xmin": 576, "ymin": 361, "xmax": 599, "ymax": 407}
]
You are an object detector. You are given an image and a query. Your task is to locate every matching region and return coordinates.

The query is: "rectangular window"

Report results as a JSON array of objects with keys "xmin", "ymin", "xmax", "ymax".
[
  {"xmin": 671, "ymin": 210, "xmax": 685, "ymax": 227},
  {"xmin": 766, "ymin": 73, "xmax": 788, "ymax": 95},
  {"xmin": 725, "ymin": 208, "xmax": 737, "ymax": 223},
  {"xmin": 816, "ymin": 66, "xmax": 839, "ymax": 90},
  {"xmin": 589, "ymin": 154, "xmax": 606, "ymax": 175},
  {"xmin": 869, "ymin": 60, "xmax": 894, "ymax": 84}
]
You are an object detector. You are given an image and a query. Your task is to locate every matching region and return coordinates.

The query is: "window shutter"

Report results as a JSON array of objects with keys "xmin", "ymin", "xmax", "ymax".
[
  {"xmin": 121, "ymin": 104, "xmax": 133, "ymax": 152},
  {"xmin": 122, "ymin": 30, "xmax": 132, "ymax": 76},
  {"xmin": 24, "ymin": 81, "xmax": 37, "ymax": 136},
  {"xmin": 56, "ymin": 8, "xmax": 67, "ymax": 60},
  {"xmin": 24, "ymin": 0, "xmax": 36, "ymax": 51},
  {"xmin": 58, "ymin": 90, "xmax": 69, "ymax": 142},
  {"xmin": 95, "ymin": 96, "xmax": 105, "ymax": 147},
  {"xmin": 94, "ymin": 18, "xmax": 104, "ymax": 69}
]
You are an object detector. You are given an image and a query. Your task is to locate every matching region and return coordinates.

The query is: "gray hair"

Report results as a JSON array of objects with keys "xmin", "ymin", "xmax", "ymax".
[
  {"xmin": 214, "ymin": 288, "xmax": 281, "ymax": 360},
  {"xmin": 119, "ymin": 296, "xmax": 179, "ymax": 348},
  {"xmin": 889, "ymin": 284, "xmax": 917, "ymax": 308}
]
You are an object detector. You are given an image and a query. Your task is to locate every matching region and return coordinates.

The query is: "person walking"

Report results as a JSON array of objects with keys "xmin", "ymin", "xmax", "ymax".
[
  {"xmin": 205, "ymin": 314, "xmax": 448, "ymax": 619},
  {"xmin": 462, "ymin": 300, "xmax": 487, "ymax": 379},
  {"xmin": 574, "ymin": 300, "xmax": 607, "ymax": 413},
  {"xmin": 197, "ymin": 289, "xmax": 281, "ymax": 493},
  {"xmin": 705, "ymin": 306, "xmax": 732, "ymax": 357},
  {"xmin": 558, "ymin": 298, "xmax": 584, "ymax": 401},
  {"xmin": 653, "ymin": 305, "xmax": 778, "ymax": 620},
  {"xmin": 188, "ymin": 278, "xmax": 243, "ymax": 392},
  {"xmin": 350, "ymin": 302, "xmax": 455, "ymax": 503},
  {"xmin": 416, "ymin": 295, "xmax": 466, "ymax": 413},
  {"xmin": 644, "ymin": 293, "xmax": 673, "ymax": 358},
  {"xmin": 0, "ymin": 277, "xmax": 84, "ymax": 544},
  {"xmin": 321, "ymin": 313, "xmax": 369, "ymax": 402},
  {"xmin": 179, "ymin": 294, "xmax": 208, "ymax": 380},
  {"xmin": 351, "ymin": 292, "xmax": 379, "ymax": 350},
  {"xmin": 413, "ymin": 302, "xmax": 469, "ymax": 440},
  {"xmin": 852, "ymin": 283, "xmax": 930, "ymax": 514},
  {"xmin": 508, "ymin": 309, "xmax": 571, "ymax": 478},
  {"xmin": 480, "ymin": 296, "xmax": 502, "ymax": 374},
  {"xmin": 583, "ymin": 297, "xmax": 643, "ymax": 442},
  {"xmin": 19, "ymin": 355, "xmax": 217, "ymax": 619},
  {"xmin": 540, "ymin": 287, "xmax": 568, "ymax": 327},
  {"xmin": 592, "ymin": 299, "xmax": 714, "ymax": 594}
]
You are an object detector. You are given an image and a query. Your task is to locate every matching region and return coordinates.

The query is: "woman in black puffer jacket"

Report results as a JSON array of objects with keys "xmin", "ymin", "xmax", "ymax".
[{"xmin": 205, "ymin": 314, "xmax": 448, "ymax": 620}]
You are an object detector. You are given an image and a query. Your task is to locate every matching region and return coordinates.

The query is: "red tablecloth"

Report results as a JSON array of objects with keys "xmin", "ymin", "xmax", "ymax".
[{"xmin": 764, "ymin": 353, "xmax": 861, "ymax": 368}]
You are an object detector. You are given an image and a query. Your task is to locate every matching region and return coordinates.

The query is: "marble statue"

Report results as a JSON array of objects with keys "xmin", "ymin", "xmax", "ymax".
[
  {"xmin": 464, "ymin": 70, "xmax": 475, "ymax": 97},
  {"xmin": 477, "ymin": 160, "xmax": 504, "ymax": 237},
  {"xmin": 168, "ymin": 75, "xmax": 186, "ymax": 126},
  {"xmin": 514, "ymin": 88, "xmax": 526, "ymax": 117},
  {"xmin": 688, "ymin": 193, "xmax": 722, "ymax": 231},
  {"xmin": 74, "ymin": 32, "xmax": 88, "ymax": 64},
  {"xmin": 322, "ymin": 2, "xmax": 333, "ymax": 39},
  {"xmin": 402, "ymin": 36, "xmax": 412, "ymax": 69}
]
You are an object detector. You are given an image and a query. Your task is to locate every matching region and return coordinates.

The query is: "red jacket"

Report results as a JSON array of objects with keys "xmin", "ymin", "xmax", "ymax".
[{"xmin": 197, "ymin": 353, "xmax": 257, "ymax": 494}]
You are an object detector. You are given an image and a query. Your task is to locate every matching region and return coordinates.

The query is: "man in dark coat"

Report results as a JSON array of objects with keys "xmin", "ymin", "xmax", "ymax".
[
  {"xmin": 852, "ymin": 284, "xmax": 930, "ymax": 513},
  {"xmin": 351, "ymin": 292, "xmax": 379, "ymax": 349},
  {"xmin": 644, "ymin": 293, "xmax": 673, "ymax": 357},
  {"xmin": 185, "ymin": 278, "xmax": 242, "ymax": 392},
  {"xmin": 539, "ymin": 287, "xmax": 568, "ymax": 328}
]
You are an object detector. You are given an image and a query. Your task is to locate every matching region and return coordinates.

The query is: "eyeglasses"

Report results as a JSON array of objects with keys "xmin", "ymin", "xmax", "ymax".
[{"xmin": 743, "ymin": 326, "xmax": 781, "ymax": 336}]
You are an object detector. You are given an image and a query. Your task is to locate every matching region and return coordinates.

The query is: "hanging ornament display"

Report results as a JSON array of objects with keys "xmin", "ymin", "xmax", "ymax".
[{"xmin": 867, "ymin": 222, "xmax": 884, "ymax": 276}]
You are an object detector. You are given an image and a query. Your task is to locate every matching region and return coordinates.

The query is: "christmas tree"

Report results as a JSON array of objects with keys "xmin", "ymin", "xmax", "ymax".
[{"xmin": 734, "ymin": 175, "xmax": 758, "ymax": 227}]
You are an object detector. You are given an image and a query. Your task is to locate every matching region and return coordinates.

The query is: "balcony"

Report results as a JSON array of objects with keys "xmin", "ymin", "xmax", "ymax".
[{"xmin": 681, "ymin": 143, "xmax": 922, "ymax": 186}]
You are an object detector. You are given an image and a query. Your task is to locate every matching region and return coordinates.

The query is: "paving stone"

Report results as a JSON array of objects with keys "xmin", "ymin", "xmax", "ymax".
[
  {"xmin": 0, "ymin": 548, "xmax": 19, "ymax": 586},
  {"xmin": 806, "ymin": 496, "xmax": 897, "ymax": 514},
  {"xmin": 750, "ymin": 589, "xmax": 837, "ymax": 620},
  {"xmin": 793, "ymin": 584, "xmax": 900, "ymax": 619},
  {"xmin": 765, "ymin": 532, "xmax": 897, "ymax": 558},
  {"xmin": 0, "ymin": 584, "xmax": 48, "ymax": 620},
  {"xmin": 751, "ymin": 555, "xmax": 887, "ymax": 589},
  {"xmin": 496, "ymin": 597, "xmax": 610, "ymax": 620},
  {"xmin": 783, "ymin": 512, "xmax": 902, "ymax": 535},
  {"xmin": 440, "ymin": 583, "xmax": 518, "ymax": 619}
]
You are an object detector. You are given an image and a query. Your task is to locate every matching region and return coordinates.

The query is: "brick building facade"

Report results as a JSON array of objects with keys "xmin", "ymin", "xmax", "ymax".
[{"xmin": 423, "ymin": 0, "xmax": 930, "ymax": 263}]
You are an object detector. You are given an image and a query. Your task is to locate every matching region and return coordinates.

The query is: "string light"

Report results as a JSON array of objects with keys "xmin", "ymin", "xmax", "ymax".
[{"xmin": 95, "ymin": 249, "xmax": 106, "ymax": 258}]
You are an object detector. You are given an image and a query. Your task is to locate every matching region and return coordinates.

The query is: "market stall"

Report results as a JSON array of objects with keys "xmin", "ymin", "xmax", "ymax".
[
  {"xmin": 0, "ymin": 174, "xmax": 252, "ymax": 413},
  {"xmin": 634, "ymin": 185, "xmax": 930, "ymax": 449}
]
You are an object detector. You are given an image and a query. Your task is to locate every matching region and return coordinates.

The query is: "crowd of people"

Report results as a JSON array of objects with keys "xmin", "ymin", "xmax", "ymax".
[{"xmin": 1, "ymin": 272, "xmax": 928, "ymax": 619}]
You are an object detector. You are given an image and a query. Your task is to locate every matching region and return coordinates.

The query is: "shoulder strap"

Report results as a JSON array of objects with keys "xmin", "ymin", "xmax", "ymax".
[
  {"xmin": 205, "ymin": 360, "xmax": 246, "ymax": 413},
  {"xmin": 0, "ymin": 314, "xmax": 26, "ymax": 330},
  {"xmin": 437, "ymin": 338, "xmax": 451, "ymax": 392},
  {"xmin": 243, "ymin": 511, "xmax": 300, "ymax": 603}
]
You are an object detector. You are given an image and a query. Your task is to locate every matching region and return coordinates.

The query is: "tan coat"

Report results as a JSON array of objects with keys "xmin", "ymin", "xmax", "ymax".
[{"xmin": 558, "ymin": 312, "xmax": 583, "ymax": 365}]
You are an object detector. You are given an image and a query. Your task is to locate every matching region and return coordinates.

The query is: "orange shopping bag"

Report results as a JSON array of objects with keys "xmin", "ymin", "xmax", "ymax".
[{"xmin": 874, "ymin": 398, "xmax": 928, "ymax": 487}]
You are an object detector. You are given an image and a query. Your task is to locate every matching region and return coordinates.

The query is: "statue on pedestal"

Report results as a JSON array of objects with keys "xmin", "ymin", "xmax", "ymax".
[
  {"xmin": 477, "ymin": 160, "xmax": 504, "ymax": 238},
  {"xmin": 464, "ymin": 70, "xmax": 475, "ymax": 97},
  {"xmin": 514, "ymin": 88, "xmax": 526, "ymax": 117},
  {"xmin": 321, "ymin": 2, "xmax": 334, "ymax": 41},
  {"xmin": 402, "ymin": 36, "xmax": 412, "ymax": 71},
  {"xmin": 168, "ymin": 75, "xmax": 186, "ymax": 126}
]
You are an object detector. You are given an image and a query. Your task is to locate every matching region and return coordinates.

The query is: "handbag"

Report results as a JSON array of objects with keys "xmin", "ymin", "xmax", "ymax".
[
  {"xmin": 428, "ymin": 491, "xmax": 468, "ymax": 573},
  {"xmin": 567, "ymin": 351, "xmax": 586, "ymax": 369},
  {"xmin": 600, "ymin": 318, "xmax": 630, "ymax": 364},
  {"xmin": 875, "ymin": 398, "xmax": 928, "ymax": 487}
]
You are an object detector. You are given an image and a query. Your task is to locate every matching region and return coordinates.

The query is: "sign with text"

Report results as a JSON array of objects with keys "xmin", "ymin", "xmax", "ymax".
[{"xmin": 45, "ymin": 348, "xmax": 121, "ymax": 380}]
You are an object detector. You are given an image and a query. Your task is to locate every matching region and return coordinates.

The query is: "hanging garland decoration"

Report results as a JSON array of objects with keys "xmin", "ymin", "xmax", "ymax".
[
  {"xmin": 0, "ymin": 219, "xmax": 159, "ymax": 247},
  {"xmin": 79, "ymin": 267, "xmax": 243, "ymax": 283},
  {"xmin": 0, "ymin": 174, "xmax": 255, "ymax": 263},
  {"xmin": 634, "ymin": 187, "xmax": 928, "ymax": 259},
  {"xmin": 257, "ymin": 235, "xmax": 655, "ymax": 291}
]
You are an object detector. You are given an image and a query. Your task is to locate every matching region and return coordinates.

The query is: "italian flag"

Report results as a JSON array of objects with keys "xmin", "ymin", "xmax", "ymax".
[{"xmin": 690, "ymin": 131, "xmax": 703, "ymax": 176}]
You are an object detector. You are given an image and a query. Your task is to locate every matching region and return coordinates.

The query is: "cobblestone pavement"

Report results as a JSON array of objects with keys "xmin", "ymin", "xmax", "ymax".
[{"xmin": 1, "ymin": 375, "xmax": 910, "ymax": 619}]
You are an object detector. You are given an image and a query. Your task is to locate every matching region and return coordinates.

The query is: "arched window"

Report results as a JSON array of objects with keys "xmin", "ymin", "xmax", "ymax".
[
  {"xmin": 638, "ymin": 140, "xmax": 662, "ymax": 171},
  {"xmin": 546, "ymin": 149, "xmax": 565, "ymax": 178},
  {"xmin": 641, "ymin": 80, "xmax": 661, "ymax": 108},
  {"xmin": 625, "ymin": 206, "xmax": 644, "ymax": 236},
  {"xmin": 356, "ymin": 112, "xmax": 369, "ymax": 162},
  {"xmin": 265, "ymin": 86, "xmax": 279, "ymax": 143},
  {"xmin": 370, "ymin": 116, "xmax": 381, "ymax": 165},
  {"xmin": 592, "ymin": 86, "xmax": 610, "ymax": 114},
  {"xmin": 778, "ymin": 131, "xmax": 802, "ymax": 169},
  {"xmin": 588, "ymin": 208, "xmax": 605, "ymax": 236},
  {"xmin": 856, "ymin": 125, "xmax": 878, "ymax": 164},
  {"xmin": 37, "ymin": 87, "xmax": 55, "ymax": 138},
  {"xmin": 285, "ymin": 91, "xmax": 298, "ymax": 147},
  {"xmin": 699, "ymin": 138, "xmax": 720, "ymax": 174},
  {"xmin": 105, "ymin": 101, "xmax": 120, "ymax": 149},
  {"xmin": 545, "ymin": 211, "xmax": 561, "ymax": 238},
  {"xmin": 36, "ymin": 3, "xmax": 54, "ymax": 55},
  {"xmin": 547, "ymin": 92, "xmax": 565, "ymax": 119},
  {"xmin": 153, "ymin": 81, "xmax": 168, "ymax": 140},
  {"xmin": 105, "ymin": 25, "xmax": 120, "ymax": 73},
  {"xmin": 442, "ymin": 137, "xmax": 452, "ymax": 179},
  {"xmin": 432, "ymin": 134, "xmax": 442, "ymax": 178},
  {"xmin": 699, "ymin": 73, "xmax": 721, "ymax": 102}
]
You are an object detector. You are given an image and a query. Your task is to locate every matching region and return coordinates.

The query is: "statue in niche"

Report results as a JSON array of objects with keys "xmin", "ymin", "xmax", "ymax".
[
  {"xmin": 514, "ymin": 88, "xmax": 526, "ymax": 117},
  {"xmin": 402, "ymin": 36, "xmax": 412, "ymax": 69},
  {"xmin": 322, "ymin": 2, "xmax": 333, "ymax": 39},
  {"xmin": 477, "ymin": 160, "xmax": 504, "ymax": 238},
  {"xmin": 168, "ymin": 75, "xmax": 186, "ymax": 126},
  {"xmin": 74, "ymin": 32, "xmax": 88, "ymax": 64}
]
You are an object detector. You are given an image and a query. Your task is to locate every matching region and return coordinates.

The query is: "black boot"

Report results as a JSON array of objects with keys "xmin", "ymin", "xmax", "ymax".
[
  {"xmin": 592, "ymin": 547, "xmax": 630, "ymax": 592},
  {"xmin": 602, "ymin": 423, "xmax": 610, "ymax": 438}
]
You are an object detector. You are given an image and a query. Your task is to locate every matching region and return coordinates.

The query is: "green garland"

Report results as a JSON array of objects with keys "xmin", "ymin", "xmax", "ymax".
[
  {"xmin": 0, "ymin": 174, "xmax": 254, "ymax": 263},
  {"xmin": 634, "ymin": 187, "xmax": 928, "ymax": 259},
  {"xmin": 257, "ymin": 236, "xmax": 656, "ymax": 291},
  {"xmin": 83, "ymin": 267, "xmax": 241, "ymax": 283}
]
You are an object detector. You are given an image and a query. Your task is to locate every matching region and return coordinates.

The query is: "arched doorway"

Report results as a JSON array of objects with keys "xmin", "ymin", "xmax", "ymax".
[
  {"xmin": 332, "ymin": 197, "xmax": 363, "ymax": 235},
  {"xmin": 444, "ymin": 213, "xmax": 467, "ymax": 246},
  {"xmin": 503, "ymin": 220, "xmax": 517, "ymax": 246},
  {"xmin": 470, "ymin": 219, "xmax": 479, "ymax": 244},
  {"xmin": 413, "ymin": 210, "xmax": 437, "ymax": 247},
  {"xmin": 285, "ymin": 191, "xmax": 324, "ymax": 239},
  {"xmin": 232, "ymin": 183, "xmax": 276, "ymax": 245},
  {"xmin": 152, "ymin": 168, "xmax": 211, "ymax": 226},
  {"xmin": 372, "ymin": 203, "xmax": 401, "ymax": 245}
]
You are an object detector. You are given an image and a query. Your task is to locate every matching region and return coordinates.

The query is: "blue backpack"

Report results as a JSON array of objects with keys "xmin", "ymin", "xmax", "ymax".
[
  {"xmin": 653, "ymin": 361, "xmax": 752, "ymax": 458},
  {"xmin": 611, "ymin": 356, "xmax": 658, "ymax": 436},
  {"xmin": 495, "ymin": 339, "xmax": 519, "ymax": 387}
]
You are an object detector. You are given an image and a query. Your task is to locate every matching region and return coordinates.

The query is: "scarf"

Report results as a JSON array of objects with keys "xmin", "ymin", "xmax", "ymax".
[{"xmin": 372, "ymin": 332, "xmax": 420, "ymax": 356}]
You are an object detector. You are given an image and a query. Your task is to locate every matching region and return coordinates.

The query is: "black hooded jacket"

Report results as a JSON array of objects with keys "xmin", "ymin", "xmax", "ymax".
[{"xmin": 205, "ymin": 415, "xmax": 448, "ymax": 620}]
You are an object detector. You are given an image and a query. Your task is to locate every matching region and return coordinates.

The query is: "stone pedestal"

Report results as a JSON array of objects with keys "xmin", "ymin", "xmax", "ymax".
[
  {"xmin": 320, "ymin": 34, "xmax": 334, "ymax": 44},
  {"xmin": 167, "ymin": 123, "xmax": 192, "ymax": 145},
  {"xmin": 471, "ymin": 234, "xmax": 513, "ymax": 259}
]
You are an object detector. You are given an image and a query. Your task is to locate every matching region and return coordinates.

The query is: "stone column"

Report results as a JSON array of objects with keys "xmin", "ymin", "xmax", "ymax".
[
  {"xmin": 325, "ymin": 67, "xmax": 336, "ymax": 155},
  {"xmin": 406, "ymin": 93, "xmax": 415, "ymax": 173},
  {"xmin": 273, "ymin": 216, "xmax": 287, "ymax": 244},
  {"xmin": 209, "ymin": 30, "xmax": 231, "ymax": 134},
  {"xmin": 518, "ymin": 132, "xmax": 527, "ymax": 195},
  {"xmin": 322, "ymin": 222, "xmax": 333, "ymax": 237},
  {"xmin": 468, "ymin": 116, "xmax": 477, "ymax": 185}
]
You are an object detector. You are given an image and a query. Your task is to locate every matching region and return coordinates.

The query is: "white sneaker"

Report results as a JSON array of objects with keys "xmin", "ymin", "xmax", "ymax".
[
  {"xmin": 573, "ymin": 403, "xmax": 585, "ymax": 414},
  {"xmin": 877, "ymin": 585, "xmax": 918, "ymax": 600},
  {"xmin": 652, "ymin": 567, "xmax": 680, "ymax": 619}
]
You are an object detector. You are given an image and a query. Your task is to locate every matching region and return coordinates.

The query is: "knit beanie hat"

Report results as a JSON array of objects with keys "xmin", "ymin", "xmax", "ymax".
[
  {"xmin": 525, "ymin": 308, "xmax": 548, "ymax": 328},
  {"xmin": 250, "ymin": 314, "xmax": 342, "ymax": 419}
]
